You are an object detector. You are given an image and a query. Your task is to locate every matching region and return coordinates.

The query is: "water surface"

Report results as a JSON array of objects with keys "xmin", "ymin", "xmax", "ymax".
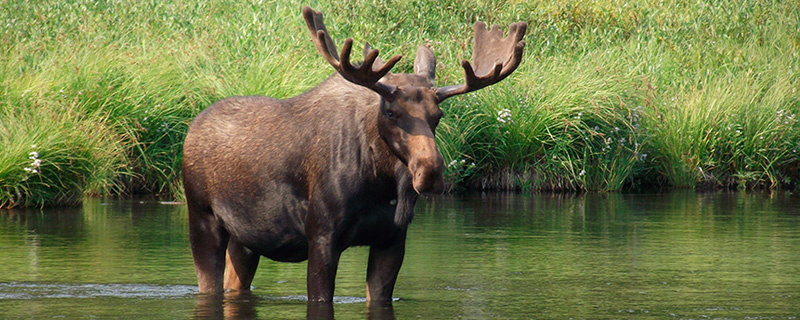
[{"xmin": 1, "ymin": 192, "xmax": 798, "ymax": 319}]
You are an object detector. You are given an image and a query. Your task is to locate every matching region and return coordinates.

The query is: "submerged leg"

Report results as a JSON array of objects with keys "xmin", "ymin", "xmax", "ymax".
[
  {"xmin": 188, "ymin": 204, "xmax": 229, "ymax": 293},
  {"xmin": 366, "ymin": 229, "xmax": 407, "ymax": 302},
  {"xmin": 366, "ymin": 300, "xmax": 396, "ymax": 319},
  {"xmin": 307, "ymin": 301, "xmax": 335, "ymax": 320},
  {"xmin": 224, "ymin": 238, "xmax": 261, "ymax": 291}
]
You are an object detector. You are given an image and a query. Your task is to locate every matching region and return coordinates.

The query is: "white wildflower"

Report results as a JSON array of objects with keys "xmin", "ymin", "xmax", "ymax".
[
  {"xmin": 25, "ymin": 149, "xmax": 42, "ymax": 174},
  {"xmin": 496, "ymin": 109, "xmax": 513, "ymax": 124},
  {"xmin": 448, "ymin": 159, "xmax": 468, "ymax": 169},
  {"xmin": 579, "ymin": 170, "xmax": 586, "ymax": 176}
]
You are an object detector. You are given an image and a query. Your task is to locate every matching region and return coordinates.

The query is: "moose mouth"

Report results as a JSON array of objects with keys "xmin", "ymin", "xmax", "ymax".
[{"xmin": 411, "ymin": 166, "xmax": 445, "ymax": 195}]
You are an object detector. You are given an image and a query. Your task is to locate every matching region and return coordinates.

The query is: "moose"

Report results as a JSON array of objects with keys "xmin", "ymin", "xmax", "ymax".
[{"xmin": 182, "ymin": 6, "xmax": 526, "ymax": 302}]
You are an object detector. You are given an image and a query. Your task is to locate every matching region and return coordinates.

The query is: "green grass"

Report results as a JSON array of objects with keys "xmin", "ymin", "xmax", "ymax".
[
  {"xmin": 1, "ymin": 0, "xmax": 798, "ymax": 207},
  {"xmin": 0, "ymin": 103, "xmax": 128, "ymax": 207}
]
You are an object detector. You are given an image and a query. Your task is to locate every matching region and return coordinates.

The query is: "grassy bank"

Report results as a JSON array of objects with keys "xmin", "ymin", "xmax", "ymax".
[{"xmin": 1, "ymin": 0, "xmax": 798, "ymax": 207}]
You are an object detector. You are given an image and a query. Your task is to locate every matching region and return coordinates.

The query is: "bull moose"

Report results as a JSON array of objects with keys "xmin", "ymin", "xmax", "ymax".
[{"xmin": 182, "ymin": 6, "xmax": 527, "ymax": 302}]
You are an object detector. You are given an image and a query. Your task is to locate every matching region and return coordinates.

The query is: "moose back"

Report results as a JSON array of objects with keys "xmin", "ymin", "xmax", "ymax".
[{"xmin": 182, "ymin": 6, "xmax": 526, "ymax": 302}]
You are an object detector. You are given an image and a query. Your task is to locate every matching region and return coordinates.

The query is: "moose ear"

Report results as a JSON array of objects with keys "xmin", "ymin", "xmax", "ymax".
[{"xmin": 414, "ymin": 44, "xmax": 436, "ymax": 85}]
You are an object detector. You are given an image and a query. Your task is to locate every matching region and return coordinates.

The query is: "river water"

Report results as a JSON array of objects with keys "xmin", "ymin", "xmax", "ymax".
[{"xmin": 0, "ymin": 192, "xmax": 798, "ymax": 319}]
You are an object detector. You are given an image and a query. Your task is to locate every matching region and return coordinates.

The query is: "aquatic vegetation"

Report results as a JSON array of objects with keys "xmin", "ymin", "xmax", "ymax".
[{"xmin": 1, "ymin": 0, "xmax": 798, "ymax": 207}]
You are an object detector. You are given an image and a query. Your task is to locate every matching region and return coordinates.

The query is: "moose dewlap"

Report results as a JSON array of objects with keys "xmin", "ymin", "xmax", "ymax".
[{"xmin": 182, "ymin": 6, "xmax": 526, "ymax": 302}]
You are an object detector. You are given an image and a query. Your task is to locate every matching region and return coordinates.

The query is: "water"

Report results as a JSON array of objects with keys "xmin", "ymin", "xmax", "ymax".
[{"xmin": 1, "ymin": 192, "xmax": 798, "ymax": 319}]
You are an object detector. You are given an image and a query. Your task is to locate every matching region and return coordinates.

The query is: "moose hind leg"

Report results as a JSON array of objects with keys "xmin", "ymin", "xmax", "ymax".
[
  {"xmin": 366, "ymin": 230, "xmax": 407, "ymax": 302},
  {"xmin": 188, "ymin": 203, "xmax": 230, "ymax": 293},
  {"xmin": 224, "ymin": 237, "xmax": 261, "ymax": 291}
]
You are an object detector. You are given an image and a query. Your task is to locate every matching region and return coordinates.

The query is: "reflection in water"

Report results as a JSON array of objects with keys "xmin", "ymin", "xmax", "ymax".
[
  {"xmin": 193, "ymin": 293, "xmax": 396, "ymax": 320},
  {"xmin": 365, "ymin": 301, "xmax": 396, "ymax": 320},
  {"xmin": 305, "ymin": 302, "xmax": 334, "ymax": 320},
  {"xmin": 0, "ymin": 193, "xmax": 799, "ymax": 319},
  {"xmin": 194, "ymin": 292, "xmax": 260, "ymax": 319}
]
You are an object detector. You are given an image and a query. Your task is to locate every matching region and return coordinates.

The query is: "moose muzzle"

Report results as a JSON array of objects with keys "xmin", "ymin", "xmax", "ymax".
[{"xmin": 407, "ymin": 135, "xmax": 445, "ymax": 195}]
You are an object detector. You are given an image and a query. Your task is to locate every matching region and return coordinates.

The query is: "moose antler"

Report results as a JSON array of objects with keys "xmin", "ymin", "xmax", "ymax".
[
  {"xmin": 435, "ymin": 21, "xmax": 527, "ymax": 102},
  {"xmin": 302, "ymin": 6, "xmax": 402, "ymax": 100}
]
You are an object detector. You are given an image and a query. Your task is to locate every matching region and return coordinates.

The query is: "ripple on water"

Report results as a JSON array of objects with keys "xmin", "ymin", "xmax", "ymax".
[
  {"xmin": 268, "ymin": 295, "xmax": 399, "ymax": 304},
  {"xmin": 0, "ymin": 282, "xmax": 396, "ymax": 304},
  {"xmin": 0, "ymin": 282, "xmax": 197, "ymax": 299}
]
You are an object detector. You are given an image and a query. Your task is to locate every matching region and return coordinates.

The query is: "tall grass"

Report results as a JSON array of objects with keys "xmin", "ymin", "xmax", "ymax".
[
  {"xmin": 437, "ymin": 0, "xmax": 800, "ymax": 191},
  {"xmin": 0, "ymin": 103, "xmax": 127, "ymax": 207},
  {"xmin": 439, "ymin": 50, "xmax": 650, "ymax": 192},
  {"xmin": 637, "ymin": 6, "xmax": 800, "ymax": 189},
  {"xmin": 1, "ymin": 0, "xmax": 798, "ymax": 207}
]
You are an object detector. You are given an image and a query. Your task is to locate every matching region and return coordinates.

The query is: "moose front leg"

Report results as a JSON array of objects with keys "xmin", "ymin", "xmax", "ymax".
[
  {"xmin": 307, "ymin": 236, "xmax": 342, "ymax": 302},
  {"xmin": 366, "ymin": 229, "xmax": 407, "ymax": 302}
]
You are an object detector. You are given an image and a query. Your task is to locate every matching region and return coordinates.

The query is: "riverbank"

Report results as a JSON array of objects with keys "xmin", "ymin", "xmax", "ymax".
[{"xmin": 1, "ymin": 0, "xmax": 798, "ymax": 207}]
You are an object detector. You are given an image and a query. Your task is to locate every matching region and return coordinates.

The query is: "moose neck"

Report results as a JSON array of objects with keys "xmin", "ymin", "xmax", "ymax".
[
  {"xmin": 362, "ymin": 90, "xmax": 420, "ymax": 225},
  {"xmin": 295, "ymin": 73, "xmax": 417, "ymax": 222},
  {"xmin": 298, "ymin": 74, "xmax": 409, "ymax": 184}
]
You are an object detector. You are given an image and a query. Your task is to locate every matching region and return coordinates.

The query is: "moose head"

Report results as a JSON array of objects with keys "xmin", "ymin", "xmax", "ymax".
[{"xmin": 302, "ymin": 6, "xmax": 527, "ymax": 195}]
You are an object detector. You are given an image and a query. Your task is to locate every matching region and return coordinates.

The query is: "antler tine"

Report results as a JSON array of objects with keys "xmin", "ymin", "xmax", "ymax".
[
  {"xmin": 435, "ymin": 21, "xmax": 527, "ymax": 102},
  {"xmin": 302, "ymin": 6, "xmax": 401, "ymax": 100}
]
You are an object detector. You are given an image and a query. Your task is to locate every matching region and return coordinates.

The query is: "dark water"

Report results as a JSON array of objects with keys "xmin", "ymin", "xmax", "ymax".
[{"xmin": 1, "ymin": 192, "xmax": 798, "ymax": 319}]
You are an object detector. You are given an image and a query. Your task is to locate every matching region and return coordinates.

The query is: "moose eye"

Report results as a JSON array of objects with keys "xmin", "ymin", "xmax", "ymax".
[{"xmin": 385, "ymin": 109, "xmax": 396, "ymax": 119}]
